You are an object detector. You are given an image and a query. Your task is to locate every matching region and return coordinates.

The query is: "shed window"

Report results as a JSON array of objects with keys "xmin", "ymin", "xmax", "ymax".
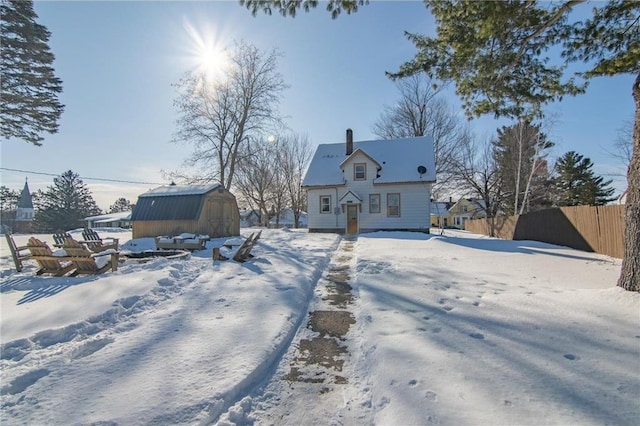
[
  {"xmin": 320, "ymin": 195, "xmax": 332, "ymax": 214},
  {"xmin": 354, "ymin": 163, "xmax": 366, "ymax": 180},
  {"xmin": 387, "ymin": 193, "xmax": 401, "ymax": 217}
]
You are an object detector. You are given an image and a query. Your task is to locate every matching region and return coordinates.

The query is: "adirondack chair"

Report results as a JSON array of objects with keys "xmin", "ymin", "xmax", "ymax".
[
  {"xmin": 52, "ymin": 232, "xmax": 73, "ymax": 248},
  {"xmin": 62, "ymin": 238, "xmax": 119, "ymax": 276},
  {"xmin": 82, "ymin": 229, "xmax": 119, "ymax": 251},
  {"xmin": 26, "ymin": 237, "xmax": 75, "ymax": 276},
  {"xmin": 233, "ymin": 232, "xmax": 260, "ymax": 262},
  {"xmin": 5, "ymin": 233, "xmax": 31, "ymax": 272}
]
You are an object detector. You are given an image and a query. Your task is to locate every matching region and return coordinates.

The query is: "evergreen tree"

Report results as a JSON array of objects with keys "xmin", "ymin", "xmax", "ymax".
[
  {"xmin": 0, "ymin": 0, "xmax": 64, "ymax": 146},
  {"xmin": 0, "ymin": 185, "xmax": 20, "ymax": 231},
  {"xmin": 553, "ymin": 151, "xmax": 616, "ymax": 207},
  {"xmin": 108, "ymin": 197, "xmax": 132, "ymax": 213},
  {"xmin": 492, "ymin": 121, "xmax": 553, "ymax": 214},
  {"xmin": 34, "ymin": 170, "xmax": 102, "ymax": 232}
]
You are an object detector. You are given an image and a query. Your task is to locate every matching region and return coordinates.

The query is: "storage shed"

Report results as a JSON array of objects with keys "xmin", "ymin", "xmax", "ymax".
[{"xmin": 131, "ymin": 183, "xmax": 240, "ymax": 239}]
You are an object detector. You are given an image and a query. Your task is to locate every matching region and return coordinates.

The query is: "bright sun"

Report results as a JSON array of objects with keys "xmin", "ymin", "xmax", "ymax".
[
  {"xmin": 183, "ymin": 17, "xmax": 229, "ymax": 81},
  {"xmin": 197, "ymin": 46, "xmax": 229, "ymax": 80}
]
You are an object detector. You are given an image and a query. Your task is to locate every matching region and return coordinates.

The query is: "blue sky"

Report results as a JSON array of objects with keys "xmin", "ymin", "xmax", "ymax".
[{"xmin": 1, "ymin": 1, "xmax": 634, "ymax": 210}]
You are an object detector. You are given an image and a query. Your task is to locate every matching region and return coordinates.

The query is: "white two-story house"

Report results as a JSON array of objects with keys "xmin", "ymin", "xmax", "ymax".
[{"xmin": 302, "ymin": 129, "xmax": 436, "ymax": 234}]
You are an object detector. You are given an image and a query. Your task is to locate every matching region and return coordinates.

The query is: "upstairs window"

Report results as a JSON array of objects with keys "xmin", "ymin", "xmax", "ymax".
[
  {"xmin": 320, "ymin": 195, "xmax": 331, "ymax": 214},
  {"xmin": 354, "ymin": 163, "xmax": 366, "ymax": 181}
]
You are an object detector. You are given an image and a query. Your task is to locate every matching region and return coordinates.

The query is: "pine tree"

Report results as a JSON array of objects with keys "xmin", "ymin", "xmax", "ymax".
[
  {"xmin": 553, "ymin": 151, "xmax": 616, "ymax": 207},
  {"xmin": 34, "ymin": 170, "xmax": 102, "ymax": 232},
  {"xmin": 0, "ymin": 185, "xmax": 20, "ymax": 231},
  {"xmin": 0, "ymin": 0, "xmax": 64, "ymax": 146},
  {"xmin": 493, "ymin": 121, "xmax": 553, "ymax": 214},
  {"xmin": 108, "ymin": 197, "xmax": 132, "ymax": 213}
]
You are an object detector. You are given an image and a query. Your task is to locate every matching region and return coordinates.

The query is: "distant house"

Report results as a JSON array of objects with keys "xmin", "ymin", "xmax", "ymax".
[
  {"xmin": 269, "ymin": 208, "xmax": 307, "ymax": 228},
  {"xmin": 130, "ymin": 183, "xmax": 240, "ymax": 239},
  {"xmin": 449, "ymin": 198, "xmax": 487, "ymax": 229},
  {"xmin": 302, "ymin": 129, "xmax": 436, "ymax": 234},
  {"xmin": 618, "ymin": 190, "xmax": 628, "ymax": 205},
  {"xmin": 239, "ymin": 208, "xmax": 262, "ymax": 227},
  {"xmin": 430, "ymin": 200, "xmax": 454, "ymax": 228},
  {"xmin": 84, "ymin": 211, "xmax": 132, "ymax": 229}
]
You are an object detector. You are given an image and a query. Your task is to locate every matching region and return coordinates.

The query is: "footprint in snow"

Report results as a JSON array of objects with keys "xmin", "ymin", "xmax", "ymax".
[
  {"xmin": 425, "ymin": 391, "xmax": 437, "ymax": 401},
  {"xmin": 408, "ymin": 379, "xmax": 418, "ymax": 387},
  {"xmin": 70, "ymin": 338, "xmax": 114, "ymax": 360},
  {"xmin": 469, "ymin": 333, "xmax": 485, "ymax": 340},
  {"xmin": 563, "ymin": 354, "xmax": 580, "ymax": 361},
  {"xmin": 1, "ymin": 369, "xmax": 50, "ymax": 395}
]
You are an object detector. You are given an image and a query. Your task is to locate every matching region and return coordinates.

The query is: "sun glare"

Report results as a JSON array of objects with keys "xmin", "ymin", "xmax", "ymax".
[{"xmin": 183, "ymin": 17, "xmax": 229, "ymax": 82}]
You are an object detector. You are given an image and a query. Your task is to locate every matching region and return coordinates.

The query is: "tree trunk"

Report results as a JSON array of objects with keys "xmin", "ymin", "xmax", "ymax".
[{"xmin": 617, "ymin": 72, "xmax": 640, "ymax": 292}]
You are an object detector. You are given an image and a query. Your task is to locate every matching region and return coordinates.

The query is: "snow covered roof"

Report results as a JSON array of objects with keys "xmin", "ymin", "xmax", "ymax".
[
  {"xmin": 302, "ymin": 136, "xmax": 436, "ymax": 187},
  {"xmin": 84, "ymin": 211, "xmax": 132, "ymax": 222},
  {"xmin": 430, "ymin": 202, "xmax": 451, "ymax": 215},
  {"xmin": 137, "ymin": 183, "xmax": 222, "ymax": 198}
]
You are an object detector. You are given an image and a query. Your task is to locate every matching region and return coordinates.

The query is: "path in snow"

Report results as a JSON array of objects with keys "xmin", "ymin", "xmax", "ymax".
[{"xmin": 219, "ymin": 237, "xmax": 373, "ymax": 425}]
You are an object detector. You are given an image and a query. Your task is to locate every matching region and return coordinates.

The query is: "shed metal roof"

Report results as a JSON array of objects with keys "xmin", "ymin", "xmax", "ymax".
[{"xmin": 131, "ymin": 194, "xmax": 205, "ymax": 221}]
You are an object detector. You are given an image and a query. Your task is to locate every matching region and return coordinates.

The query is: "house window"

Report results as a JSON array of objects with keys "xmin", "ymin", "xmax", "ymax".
[
  {"xmin": 369, "ymin": 194, "xmax": 380, "ymax": 213},
  {"xmin": 387, "ymin": 193, "xmax": 401, "ymax": 217},
  {"xmin": 320, "ymin": 195, "xmax": 332, "ymax": 214},
  {"xmin": 354, "ymin": 163, "xmax": 366, "ymax": 180}
]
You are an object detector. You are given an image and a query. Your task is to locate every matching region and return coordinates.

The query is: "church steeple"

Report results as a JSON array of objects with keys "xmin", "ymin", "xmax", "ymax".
[
  {"xmin": 17, "ymin": 179, "xmax": 34, "ymax": 210},
  {"xmin": 15, "ymin": 178, "xmax": 35, "ymax": 232}
]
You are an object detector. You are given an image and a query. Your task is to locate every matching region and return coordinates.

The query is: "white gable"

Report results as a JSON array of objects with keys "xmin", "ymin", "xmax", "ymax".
[{"xmin": 302, "ymin": 136, "xmax": 436, "ymax": 187}]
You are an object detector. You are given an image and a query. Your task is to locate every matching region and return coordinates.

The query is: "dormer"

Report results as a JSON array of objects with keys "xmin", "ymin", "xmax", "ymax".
[{"xmin": 340, "ymin": 148, "xmax": 382, "ymax": 183}]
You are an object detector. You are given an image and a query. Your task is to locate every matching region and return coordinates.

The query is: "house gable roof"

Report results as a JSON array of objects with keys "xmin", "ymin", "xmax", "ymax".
[
  {"xmin": 339, "ymin": 148, "xmax": 382, "ymax": 170},
  {"xmin": 131, "ymin": 183, "xmax": 223, "ymax": 221},
  {"xmin": 339, "ymin": 190, "xmax": 363, "ymax": 204},
  {"xmin": 302, "ymin": 136, "xmax": 436, "ymax": 187}
]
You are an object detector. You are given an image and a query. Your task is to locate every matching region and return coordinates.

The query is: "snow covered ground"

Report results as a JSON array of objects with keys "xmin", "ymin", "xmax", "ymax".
[{"xmin": 1, "ymin": 228, "xmax": 638, "ymax": 425}]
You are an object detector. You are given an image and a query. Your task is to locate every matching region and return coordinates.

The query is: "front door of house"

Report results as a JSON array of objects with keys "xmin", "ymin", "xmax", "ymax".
[{"xmin": 347, "ymin": 205, "xmax": 358, "ymax": 234}]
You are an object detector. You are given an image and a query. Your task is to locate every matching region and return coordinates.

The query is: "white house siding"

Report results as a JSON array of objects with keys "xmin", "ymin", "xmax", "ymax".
[
  {"xmin": 307, "ymin": 182, "xmax": 431, "ymax": 234},
  {"xmin": 307, "ymin": 188, "xmax": 345, "ymax": 232}
]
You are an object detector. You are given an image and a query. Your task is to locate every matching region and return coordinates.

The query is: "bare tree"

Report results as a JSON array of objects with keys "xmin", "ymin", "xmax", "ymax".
[
  {"xmin": 234, "ymin": 137, "xmax": 279, "ymax": 227},
  {"xmin": 372, "ymin": 74, "xmax": 468, "ymax": 199},
  {"xmin": 277, "ymin": 132, "xmax": 313, "ymax": 228},
  {"xmin": 172, "ymin": 40, "xmax": 287, "ymax": 189},
  {"xmin": 604, "ymin": 119, "xmax": 633, "ymax": 171},
  {"xmin": 452, "ymin": 137, "xmax": 504, "ymax": 236}
]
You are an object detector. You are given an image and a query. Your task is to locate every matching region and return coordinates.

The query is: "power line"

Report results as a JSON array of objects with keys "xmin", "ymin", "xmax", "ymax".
[{"xmin": 0, "ymin": 167, "xmax": 165, "ymax": 186}]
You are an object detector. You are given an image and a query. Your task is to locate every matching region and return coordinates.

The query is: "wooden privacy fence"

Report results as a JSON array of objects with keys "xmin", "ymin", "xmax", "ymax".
[{"xmin": 465, "ymin": 205, "xmax": 626, "ymax": 258}]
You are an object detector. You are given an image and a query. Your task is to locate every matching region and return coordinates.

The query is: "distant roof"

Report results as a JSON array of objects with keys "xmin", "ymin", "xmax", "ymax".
[
  {"xmin": 302, "ymin": 136, "xmax": 436, "ymax": 187},
  {"xmin": 137, "ymin": 183, "xmax": 222, "ymax": 198},
  {"xmin": 430, "ymin": 202, "xmax": 451, "ymax": 214},
  {"xmin": 84, "ymin": 211, "xmax": 132, "ymax": 222}
]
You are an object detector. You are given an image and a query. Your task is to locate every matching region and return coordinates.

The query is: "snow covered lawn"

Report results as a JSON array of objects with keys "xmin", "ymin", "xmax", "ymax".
[{"xmin": 1, "ymin": 228, "xmax": 638, "ymax": 425}]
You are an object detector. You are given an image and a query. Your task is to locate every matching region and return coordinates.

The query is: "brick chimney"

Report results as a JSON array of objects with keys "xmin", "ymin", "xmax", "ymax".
[{"xmin": 346, "ymin": 128, "xmax": 353, "ymax": 155}]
